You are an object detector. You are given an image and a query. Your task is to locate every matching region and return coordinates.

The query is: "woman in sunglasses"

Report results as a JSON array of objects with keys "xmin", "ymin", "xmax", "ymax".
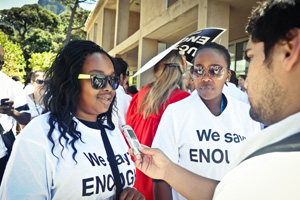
[
  {"xmin": 126, "ymin": 50, "xmax": 190, "ymax": 200},
  {"xmin": 151, "ymin": 42, "xmax": 261, "ymax": 200},
  {"xmin": 0, "ymin": 40, "xmax": 144, "ymax": 200},
  {"xmin": 26, "ymin": 70, "xmax": 46, "ymax": 119}
]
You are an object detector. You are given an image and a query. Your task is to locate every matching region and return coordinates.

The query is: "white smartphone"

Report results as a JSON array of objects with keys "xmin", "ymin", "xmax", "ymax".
[{"xmin": 122, "ymin": 125, "xmax": 141, "ymax": 156}]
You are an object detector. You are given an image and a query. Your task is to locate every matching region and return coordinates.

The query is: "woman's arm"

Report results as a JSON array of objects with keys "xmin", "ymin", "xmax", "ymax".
[{"xmin": 153, "ymin": 181, "xmax": 172, "ymax": 200}]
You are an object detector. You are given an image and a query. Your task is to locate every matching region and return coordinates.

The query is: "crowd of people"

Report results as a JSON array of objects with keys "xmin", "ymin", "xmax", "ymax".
[{"xmin": 0, "ymin": 0, "xmax": 299, "ymax": 199}]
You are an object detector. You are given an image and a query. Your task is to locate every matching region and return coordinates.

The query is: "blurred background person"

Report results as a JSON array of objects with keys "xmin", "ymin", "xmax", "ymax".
[
  {"xmin": 182, "ymin": 70, "xmax": 195, "ymax": 93},
  {"xmin": 23, "ymin": 70, "xmax": 35, "ymax": 96},
  {"xmin": 127, "ymin": 85, "xmax": 139, "ymax": 97},
  {"xmin": 223, "ymin": 70, "xmax": 249, "ymax": 104},
  {"xmin": 12, "ymin": 76, "xmax": 24, "ymax": 89},
  {"xmin": 113, "ymin": 57, "xmax": 132, "ymax": 131},
  {"xmin": 238, "ymin": 75, "xmax": 247, "ymax": 93},
  {"xmin": 0, "ymin": 44, "xmax": 30, "ymax": 185},
  {"xmin": 26, "ymin": 70, "xmax": 46, "ymax": 119},
  {"xmin": 126, "ymin": 50, "xmax": 190, "ymax": 200}
]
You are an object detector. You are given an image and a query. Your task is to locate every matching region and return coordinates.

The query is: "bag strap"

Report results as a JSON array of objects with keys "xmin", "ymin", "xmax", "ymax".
[
  {"xmin": 98, "ymin": 122, "xmax": 122, "ymax": 200},
  {"xmin": 0, "ymin": 124, "xmax": 4, "ymax": 136},
  {"xmin": 242, "ymin": 131, "xmax": 300, "ymax": 163}
]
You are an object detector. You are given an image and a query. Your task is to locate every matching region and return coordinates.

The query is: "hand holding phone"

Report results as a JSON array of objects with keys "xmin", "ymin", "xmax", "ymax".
[
  {"xmin": 122, "ymin": 125, "xmax": 142, "ymax": 156},
  {"xmin": 1, "ymin": 98, "xmax": 9, "ymax": 106}
]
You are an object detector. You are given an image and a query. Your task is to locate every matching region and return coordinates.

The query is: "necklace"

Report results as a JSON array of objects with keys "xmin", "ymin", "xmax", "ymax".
[{"xmin": 32, "ymin": 92, "xmax": 41, "ymax": 115}]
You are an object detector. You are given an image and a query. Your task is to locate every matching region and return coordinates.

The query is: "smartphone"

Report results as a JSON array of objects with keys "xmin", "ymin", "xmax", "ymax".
[
  {"xmin": 1, "ymin": 98, "xmax": 9, "ymax": 106},
  {"xmin": 122, "ymin": 125, "xmax": 142, "ymax": 156}
]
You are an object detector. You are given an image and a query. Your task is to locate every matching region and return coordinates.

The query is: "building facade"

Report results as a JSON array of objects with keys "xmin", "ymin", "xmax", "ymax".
[{"xmin": 85, "ymin": 0, "xmax": 259, "ymax": 88}]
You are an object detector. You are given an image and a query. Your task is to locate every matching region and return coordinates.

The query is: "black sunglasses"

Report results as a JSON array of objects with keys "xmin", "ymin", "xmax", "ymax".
[
  {"xmin": 0, "ymin": 60, "xmax": 4, "ymax": 66},
  {"xmin": 35, "ymin": 79, "xmax": 45, "ymax": 84},
  {"xmin": 78, "ymin": 74, "xmax": 120, "ymax": 90}
]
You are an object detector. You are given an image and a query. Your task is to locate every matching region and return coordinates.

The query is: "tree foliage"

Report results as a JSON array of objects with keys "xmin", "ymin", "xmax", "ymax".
[
  {"xmin": 28, "ymin": 51, "xmax": 56, "ymax": 72},
  {"xmin": 23, "ymin": 29, "xmax": 53, "ymax": 60},
  {"xmin": 58, "ymin": 0, "xmax": 93, "ymax": 45},
  {"xmin": 0, "ymin": 1, "xmax": 91, "ymax": 76},
  {"xmin": 0, "ymin": 31, "xmax": 26, "ymax": 81},
  {"xmin": 0, "ymin": 4, "xmax": 60, "ymax": 41}
]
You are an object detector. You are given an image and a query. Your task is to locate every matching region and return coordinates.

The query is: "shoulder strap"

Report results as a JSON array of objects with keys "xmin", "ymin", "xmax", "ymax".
[
  {"xmin": 98, "ymin": 122, "xmax": 123, "ymax": 200},
  {"xmin": 242, "ymin": 131, "xmax": 300, "ymax": 163}
]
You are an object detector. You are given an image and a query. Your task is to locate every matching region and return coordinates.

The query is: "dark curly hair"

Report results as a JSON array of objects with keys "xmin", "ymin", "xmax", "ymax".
[
  {"xmin": 246, "ymin": 0, "xmax": 300, "ymax": 60},
  {"xmin": 43, "ymin": 40, "xmax": 116, "ymax": 162}
]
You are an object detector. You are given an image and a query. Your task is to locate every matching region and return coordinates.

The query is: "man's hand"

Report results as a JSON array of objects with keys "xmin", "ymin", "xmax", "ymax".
[
  {"xmin": 128, "ymin": 145, "xmax": 173, "ymax": 181},
  {"xmin": 119, "ymin": 187, "xmax": 145, "ymax": 200},
  {"xmin": 0, "ymin": 100, "xmax": 14, "ymax": 116}
]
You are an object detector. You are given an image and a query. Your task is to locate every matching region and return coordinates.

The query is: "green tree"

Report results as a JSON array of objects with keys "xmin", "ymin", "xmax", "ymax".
[
  {"xmin": 59, "ymin": 8, "xmax": 90, "ymax": 41},
  {"xmin": 58, "ymin": 0, "xmax": 93, "ymax": 45},
  {"xmin": 23, "ymin": 29, "xmax": 53, "ymax": 60},
  {"xmin": 0, "ymin": 31, "xmax": 26, "ymax": 81},
  {"xmin": 0, "ymin": 4, "xmax": 60, "ymax": 41},
  {"xmin": 28, "ymin": 51, "xmax": 56, "ymax": 72}
]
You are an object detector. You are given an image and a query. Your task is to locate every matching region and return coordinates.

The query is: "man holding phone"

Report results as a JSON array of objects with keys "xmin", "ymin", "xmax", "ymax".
[
  {"xmin": 130, "ymin": 0, "xmax": 300, "ymax": 199},
  {"xmin": 0, "ymin": 44, "xmax": 30, "ymax": 184}
]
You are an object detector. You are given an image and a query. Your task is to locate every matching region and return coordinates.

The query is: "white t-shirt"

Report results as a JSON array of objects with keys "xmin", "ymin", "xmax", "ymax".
[
  {"xmin": 26, "ymin": 94, "xmax": 44, "ymax": 118},
  {"xmin": 213, "ymin": 112, "xmax": 300, "ymax": 200},
  {"xmin": 152, "ymin": 91, "xmax": 261, "ymax": 200},
  {"xmin": 112, "ymin": 86, "xmax": 132, "ymax": 131},
  {"xmin": 0, "ymin": 72, "xmax": 28, "ymax": 158},
  {"xmin": 0, "ymin": 113, "xmax": 136, "ymax": 200},
  {"xmin": 223, "ymin": 82, "xmax": 249, "ymax": 104},
  {"xmin": 23, "ymin": 83, "xmax": 34, "ymax": 95}
]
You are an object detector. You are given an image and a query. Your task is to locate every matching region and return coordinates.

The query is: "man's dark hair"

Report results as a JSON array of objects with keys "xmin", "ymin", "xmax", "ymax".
[
  {"xmin": 239, "ymin": 75, "xmax": 246, "ymax": 80},
  {"xmin": 43, "ymin": 40, "xmax": 116, "ymax": 162},
  {"xmin": 12, "ymin": 76, "xmax": 20, "ymax": 82},
  {"xmin": 230, "ymin": 70, "xmax": 238, "ymax": 86},
  {"xmin": 113, "ymin": 57, "xmax": 128, "ymax": 77},
  {"xmin": 246, "ymin": 0, "xmax": 300, "ymax": 60},
  {"xmin": 127, "ymin": 86, "xmax": 138, "ymax": 95}
]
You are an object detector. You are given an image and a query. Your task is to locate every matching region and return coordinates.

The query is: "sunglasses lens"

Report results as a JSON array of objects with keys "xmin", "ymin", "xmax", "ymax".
[
  {"xmin": 91, "ymin": 75, "xmax": 120, "ymax": 90},
  {"xmin": 209, "ymin": 66, "xmax": 224, "ymax": 80},
  {"xmin": 192, "ymin": 65, "xmax": 224, "ymax": 80},
  {"xmin": 109, "ymin": 77, "xmax": 120, "ymax": 90},
  {"xmin": 92, "ymin": 76, "xmax": 107, "ymax": 89},
  {"xmin": 0, "ymin": 60, "xmax": 4, "ymax": 65},
  {"xmin": 36, "ymin": 79, "xmax": 44, "ymax": 84}
]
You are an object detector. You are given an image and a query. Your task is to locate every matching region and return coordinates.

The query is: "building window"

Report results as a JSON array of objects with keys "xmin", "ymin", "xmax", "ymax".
[
  {"xmin": 228, "ymin": 40, "xmax": 249, "ymax": 76},
  {"xmin": 166, "ymin": 0, "xmax": 178, "ymax": 9}
]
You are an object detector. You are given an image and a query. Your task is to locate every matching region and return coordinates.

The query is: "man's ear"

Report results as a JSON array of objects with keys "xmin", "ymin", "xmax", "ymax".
[
  {"xmin": 284, "ymin": 28, "xmax": 300, "ymax": 71},
  {"xmin": 120, "ymin": 73, "xmax": 124, "ymax": 85}
]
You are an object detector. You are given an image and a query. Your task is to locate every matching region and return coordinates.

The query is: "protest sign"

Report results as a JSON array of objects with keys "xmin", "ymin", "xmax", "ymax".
[{"xmin": 133, "ymin": 27, "xmax": 226, "ymax": 77}]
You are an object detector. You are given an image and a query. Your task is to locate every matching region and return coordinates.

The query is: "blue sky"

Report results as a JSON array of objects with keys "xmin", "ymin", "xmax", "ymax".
[{"xmin": 0, "ymin": 0, "xmax": 96, "ymax": 11}]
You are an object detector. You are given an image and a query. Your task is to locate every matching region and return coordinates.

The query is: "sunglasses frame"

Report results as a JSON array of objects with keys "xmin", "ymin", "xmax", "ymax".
[
  {"xmin": 78, "ymin": 74, "xmax": 120, "ymax": 90},
  {"xmin": 191, "ymin": 65, "xmax": 226, "ymax": 80},
  {"xmin": 164, "ymin": 63, "xmax": 183, "ymax": 74}
]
